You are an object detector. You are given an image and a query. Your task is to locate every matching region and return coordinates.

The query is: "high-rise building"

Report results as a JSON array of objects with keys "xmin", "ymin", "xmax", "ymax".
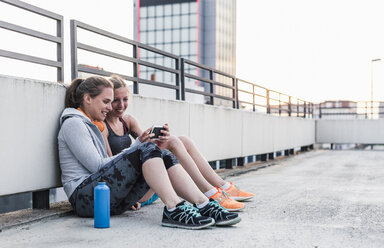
[{"xmin": 134, "ymin": 0, "xmax": 236, "ymax": 104}]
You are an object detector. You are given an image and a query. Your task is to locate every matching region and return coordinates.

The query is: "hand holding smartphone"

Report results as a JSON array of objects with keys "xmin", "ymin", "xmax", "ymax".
[{"xmin": 149, "ymin": 125, "xmax": 166, "ymax": 139}]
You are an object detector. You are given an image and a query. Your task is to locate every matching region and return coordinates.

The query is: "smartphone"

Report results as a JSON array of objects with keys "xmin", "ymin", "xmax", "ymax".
[{"xmin": 149, "ymin": 125, "xmax": 166, "ymax": 139}]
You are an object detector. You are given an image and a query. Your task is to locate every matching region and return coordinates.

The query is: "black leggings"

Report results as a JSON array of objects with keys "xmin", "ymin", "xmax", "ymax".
[{"xmin": 69, "ymin": 142, "xmax": 178, "ymax": 217}]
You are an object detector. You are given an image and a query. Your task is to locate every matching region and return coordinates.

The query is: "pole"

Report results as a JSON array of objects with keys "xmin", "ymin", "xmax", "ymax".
[{"xmin": 371, "ymin": 58, "xmax": 381, "ymax": 119}]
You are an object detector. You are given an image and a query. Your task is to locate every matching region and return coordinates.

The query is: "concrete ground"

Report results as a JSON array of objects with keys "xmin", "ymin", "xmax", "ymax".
[{"xmin": 0, "ymin": 150, "xmax": 383, "ymax": 248}]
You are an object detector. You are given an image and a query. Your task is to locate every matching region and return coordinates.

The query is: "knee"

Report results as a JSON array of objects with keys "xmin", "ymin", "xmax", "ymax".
[
  {"xmin": 167, "ymin": 135, "xmax": 183, "ymax": 151},
  {"xmin": 139, "ymin": 142, "xmax": 162, "ymax": 163},
  {"xmin": 178, "ymin": 135, "xmax": 193, "ymax": 150},
  {"xmin": 161, "ymin": 150, "xmax": 179, "ymax": 170}
]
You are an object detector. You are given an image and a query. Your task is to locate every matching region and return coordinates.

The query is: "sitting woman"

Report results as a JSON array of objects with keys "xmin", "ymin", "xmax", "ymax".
[
  {"xmin": 58, "ymin": 76, "xmax": 241, "ymax": 229},
  {"xmin": 104, "ymin": 76, "xmax": 254, "ymax": 212}
]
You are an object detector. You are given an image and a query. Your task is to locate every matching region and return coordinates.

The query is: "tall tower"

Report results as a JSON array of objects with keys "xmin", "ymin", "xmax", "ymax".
[{"xmin": 134, "ymin": 0, "xmax": 236, "ymax": 104}]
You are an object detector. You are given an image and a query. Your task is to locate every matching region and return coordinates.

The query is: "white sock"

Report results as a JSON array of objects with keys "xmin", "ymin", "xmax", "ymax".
[
  {"xmin": 196, "ymin": 199, "xmax": 209, "ymax": 209},
  {"xmin": 204, "ymin": 188, "xmax": 218, "ymax": 198},
  {"xmin": 167, "ymin": 206, "xmax": 176, "ymax": 212},
  {"xmin": 220, "ymin": 182, "xmax": 231, "ymax": 190}
]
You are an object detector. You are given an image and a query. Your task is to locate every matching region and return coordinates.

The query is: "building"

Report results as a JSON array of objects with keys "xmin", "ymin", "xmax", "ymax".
[{"xmin": 133, "ymin": 0, "xmax": 236, "ymax": 105}]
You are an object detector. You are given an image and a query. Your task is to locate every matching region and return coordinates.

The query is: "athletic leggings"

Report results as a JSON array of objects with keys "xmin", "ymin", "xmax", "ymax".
[{"xmin": 69, "ymin": 142, "xmax": 179, "ymax": 217}]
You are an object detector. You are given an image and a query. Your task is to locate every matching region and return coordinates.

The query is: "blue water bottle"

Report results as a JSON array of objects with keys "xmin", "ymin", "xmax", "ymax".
[{"xmin": 94, "ymin": 182, "xmax": 110, "ymax": 228}]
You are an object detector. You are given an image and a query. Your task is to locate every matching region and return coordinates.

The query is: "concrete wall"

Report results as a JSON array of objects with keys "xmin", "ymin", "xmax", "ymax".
[
  {"xmin": 316, "ymin": 119, "xmax": 384, "ymax": 144},
  {"xmin": 0, "ymin": 75, "xmax": 315, "ymax": 196},
  {"xmin": 0, "ymin": 75, "xmax": 66, "ymax": 196}
]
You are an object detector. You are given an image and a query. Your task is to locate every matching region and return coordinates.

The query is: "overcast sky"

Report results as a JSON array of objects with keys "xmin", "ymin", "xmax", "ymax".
[
  {"xmin": 1, "ymin": 0, "xmax": 384, "ymax": 103},
  {"xmin": 237, "ymin": 0, "xmax": 384, "ymax": 102}
]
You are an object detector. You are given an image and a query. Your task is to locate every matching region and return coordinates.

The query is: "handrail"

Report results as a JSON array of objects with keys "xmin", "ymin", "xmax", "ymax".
[{"xmin": 0, "ymin": 0, "xmax": 64, "ymax": 82}]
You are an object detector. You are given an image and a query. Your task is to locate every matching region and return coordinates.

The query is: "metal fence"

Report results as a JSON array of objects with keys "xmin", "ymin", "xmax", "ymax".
[
  {"xmin": 0, "ymin": 0, "xmax": 64, "ymax": 81},
  {"xmin": 315, "ymin": 101, "xmax": 384, "ymax": 119},
  {"xmin": 70, "ymin": 20, "xmax": 185, "ymax": 100},
  {"xmin": 237, "ymin": 78, "xmax": 313, "ymax": 117},
  {"xmin": 70, "ymin": 19, "xmax": 312, "ymax": 117}
]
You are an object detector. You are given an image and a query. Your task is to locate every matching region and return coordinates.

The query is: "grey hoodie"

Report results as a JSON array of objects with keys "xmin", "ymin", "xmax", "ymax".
[{"xmin": 58, "ymin": 108, "xmax": 114, "ymax": 198}]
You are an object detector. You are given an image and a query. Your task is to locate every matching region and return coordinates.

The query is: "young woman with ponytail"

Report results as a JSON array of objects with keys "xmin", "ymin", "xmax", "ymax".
[{"xmin": 57, "ymin": 76, "xmax": 241, "ymax": 229}]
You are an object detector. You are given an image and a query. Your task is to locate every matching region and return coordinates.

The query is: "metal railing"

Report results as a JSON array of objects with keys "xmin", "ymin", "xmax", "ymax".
[
  {"xmin": 182, "ymin": 58, "xmax": 238, "ymax": 108},
  {"xmin": 237, "ymin": 78, "xmax": 312, "ymax": 117},
  {"xmin": 0, "ymin": 0, "xmax": 64, "ymax": 81},
  {"xmin": 316, "ymin": 101, "xmax": 384, "ymax": 119},
  {"xmin": 70, "ymin": 20, "xmax": 312, "ymax": 117},
  {"xmin": 70, "ymin": 20, "xmax": 184, "ymax": 100}
]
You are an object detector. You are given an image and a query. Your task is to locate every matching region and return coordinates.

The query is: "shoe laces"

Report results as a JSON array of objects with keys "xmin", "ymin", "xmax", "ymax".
[
  {"xmin": 178, "ymin": 203, "xmax": 201, "ymax": 217},
  {"xmin": 208, "ymin": 199, "xmax": 228, "ymax": 214},
  {"xmin": 220, "ymin": 188, "xmax": 232, "ymax": 200}
]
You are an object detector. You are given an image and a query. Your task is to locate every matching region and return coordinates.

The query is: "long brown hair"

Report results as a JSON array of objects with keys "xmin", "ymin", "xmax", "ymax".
[{"xmin": 65, "ymin": 76, "xmax": 113, "ymax": 108}]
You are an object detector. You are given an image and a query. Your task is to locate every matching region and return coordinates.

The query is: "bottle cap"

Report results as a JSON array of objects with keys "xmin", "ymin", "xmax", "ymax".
[{"xmin": 98, "ymin": 182, "xmax": 106, "ymax": 185}]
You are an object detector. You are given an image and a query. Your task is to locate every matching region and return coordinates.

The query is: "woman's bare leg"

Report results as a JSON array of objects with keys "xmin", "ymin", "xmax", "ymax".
[
  {"xmin": 178, "ymin": 135, "xmax": 226, "ymax": 188},
  {"xmin": 166, "ymin": 136, "xmax": 213, "ymax": 193},
  {"xmin": 142, "ymin": 157, "xmax": 181, "ymax": 209},
  {"xmin": 138, "ymin": 189, "xmax": 155, "ymax": 203},
  {"xmin": 166, "ymin": 164, "xmax": 208, "ymax": 205}
]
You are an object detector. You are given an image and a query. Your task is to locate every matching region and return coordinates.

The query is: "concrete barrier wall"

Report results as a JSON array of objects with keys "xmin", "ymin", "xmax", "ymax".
[
  {"xmin": 316, "ymin": 119, "xmax": 384, "ymax": 144},
  {"xmin": 0, "ymin": 75, "xmax": 66, "ymax": 196},
  {"xmin": 0, "ymin": 75, "xmax": 315, "ymax": 196}
]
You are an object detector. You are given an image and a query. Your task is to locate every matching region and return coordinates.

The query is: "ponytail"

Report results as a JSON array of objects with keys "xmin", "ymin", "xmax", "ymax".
[
  {"xmin": 65, "ymin": 76, "xmax": 113, "ymax": 108},
  {"xmin": 65, "ymin": 78, "xmax": 84, "ymax": 108}
]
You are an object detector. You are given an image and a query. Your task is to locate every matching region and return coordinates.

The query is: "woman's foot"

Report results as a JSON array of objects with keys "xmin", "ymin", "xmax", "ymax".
[
  {"xmin": 195, "ymin": 199, "xmax": 241, "ymax": 226},
  {"xmin": 162, "ymin": 201, "xmax": 215, "ymax": 230},
  {"xmin": 223, "ymin": 182, "xmax": 255, "ymax": 202},
  {"xmin": 210, "ymin": 188, "xmax": 245, "ymax": 211}
]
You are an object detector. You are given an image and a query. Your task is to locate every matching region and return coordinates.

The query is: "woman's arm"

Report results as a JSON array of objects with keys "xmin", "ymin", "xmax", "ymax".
[
  {"xmin": 61, "ymin": 118, "xmax": 112, "ymax": 173},
  {"xmin": 101, "ymin": 127, "xmax": 113, "ymax": 157},
  {"xmin": 124, "ymin": 114, "xmax": 143, "ymax": 139}
]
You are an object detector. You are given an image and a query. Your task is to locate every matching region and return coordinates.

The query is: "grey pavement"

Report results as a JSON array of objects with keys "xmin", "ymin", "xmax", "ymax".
[{"xmin": 1, "ymin": 150, "xmax": 383, "ymax": 248}]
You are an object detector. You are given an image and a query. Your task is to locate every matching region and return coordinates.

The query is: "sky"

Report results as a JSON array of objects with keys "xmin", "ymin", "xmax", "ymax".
[
  {"xmin": 236, "ymin": 0, "xmax": 384, "ymax": 103},
  {"xmin": 1, "ymin": 0, "xmax": 384, "ymax": 103},
  {"xmin": 0, "ymin": 0, "xmax": 134, "ymax": 83}
]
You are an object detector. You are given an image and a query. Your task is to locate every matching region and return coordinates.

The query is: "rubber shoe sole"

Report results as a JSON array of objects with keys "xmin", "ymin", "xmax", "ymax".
[
  {"xmin": 215, "ymin": 216, "xmax": 242, "ymax": 226},
  {"xmin": 225, "ymin": 205, "xmax": 245, "ymax": 212},
  {"xmin": 230, "ymin": 195, "xmax": 254, "ymax": 202},
  {"xmin": 161, "ymin": 218, "xmax": 215, "ymax": 230}
]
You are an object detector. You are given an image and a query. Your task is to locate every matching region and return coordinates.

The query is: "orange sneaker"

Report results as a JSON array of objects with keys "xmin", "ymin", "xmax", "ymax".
[
  {"xmin": 210, "ymin": 188, "xmax": 244, "ymax": 212},
  {"xmin": 224, "ymin": 182, "xmax": 254, "ymax": 202}
]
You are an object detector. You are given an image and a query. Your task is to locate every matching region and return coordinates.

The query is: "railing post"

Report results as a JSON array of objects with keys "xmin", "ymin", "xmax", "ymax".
[
  {"xmin": 233, "ymin": 77, "xmax": 239, "ymax": 109},
  {"xmin": 56, "ymin": 17, "xmax": 64, "ymax": 82},
  {"xmin": 288, "ymin": 96, "xmax": 292, "ymax": 116},
  {"xmin": 279, "ymin": 93, "xmax": 281, "ymax": 116},
  {"xmin": 266, "ymin": 90, "xmax": 271, "ymax": 114},
  {"xmin": 132, "ymin": 44, "xmax": 139, "ymax": 94},
  {"xmin": 303, "ymin": 101, "xmax": 307, "ymax": 118},
  {"xmin": 70, "ymin": 20, "xmax": 78, "ymax": 80},
  {"xmin": 252, "ymin": 84, "xmax": 256, "ymax": 112},
  {"xmin": 209, "ymin": 70, "xmax": 214, "ymax": 105},
  {"xmin": 297, "ymin": 100, "xmax": 300, "ymax": 117},
  {"xmin": 32, "ymin": 190, "xmax": 50, "ymax": 209},
  {"xmin": 179, "ymin": 58, "xmax": 186, "ymax": 101}
]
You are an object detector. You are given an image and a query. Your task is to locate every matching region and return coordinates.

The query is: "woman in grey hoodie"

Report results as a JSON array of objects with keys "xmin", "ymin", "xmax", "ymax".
[{"xmin": 58, "ymin": 76, "xmax": 240, "ymax": 229}]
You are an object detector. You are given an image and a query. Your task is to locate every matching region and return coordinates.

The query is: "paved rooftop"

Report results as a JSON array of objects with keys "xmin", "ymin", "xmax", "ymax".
[{"xmin": 1, "ymin": 150, "xmax": 383, "ymax": 248}]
